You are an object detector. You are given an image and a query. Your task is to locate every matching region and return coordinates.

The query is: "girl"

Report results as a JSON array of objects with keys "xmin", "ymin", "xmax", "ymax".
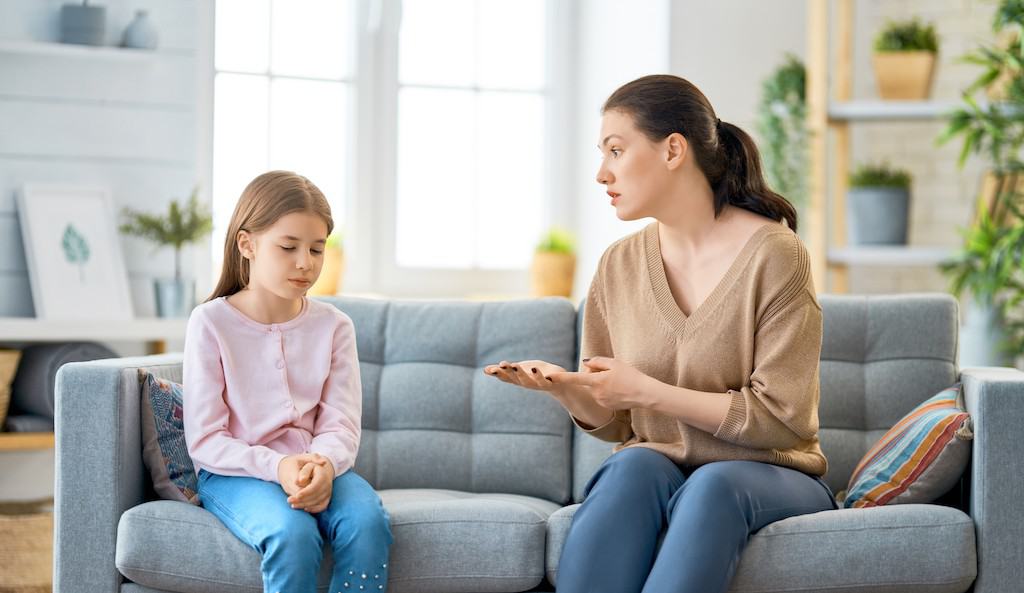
[
  {"xmin": 184, "ymin": 170, "xmax": 392, "ymax": 593},
  {"xmin": 485, "ymin": 75, "xmax": 837, "ymax": 593}
]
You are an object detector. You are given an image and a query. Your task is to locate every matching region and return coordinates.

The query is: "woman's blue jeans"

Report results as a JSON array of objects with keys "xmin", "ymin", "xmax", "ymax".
[
  {"xmin": 197, "ymin": 468, "xmax": 393, "ymax": 593},
  {"xmin": 555, "ymin": 447, "xmax": 837, "ymax": 593}
]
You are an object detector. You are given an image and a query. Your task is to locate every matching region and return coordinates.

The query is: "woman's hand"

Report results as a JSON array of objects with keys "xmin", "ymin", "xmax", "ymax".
[
  {"xmin": 483, "ymin": 359, "xmax": 567, "ymax": 396},
  {"xmin": 548, "ymin": 357, "xmax": 655, "ymax": 411}
]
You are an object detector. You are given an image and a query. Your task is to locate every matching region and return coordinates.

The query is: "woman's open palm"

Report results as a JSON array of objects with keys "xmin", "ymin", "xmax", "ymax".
[{"xmin": 483, "ymin": 359, "xmax": 566, "ymax": 393}]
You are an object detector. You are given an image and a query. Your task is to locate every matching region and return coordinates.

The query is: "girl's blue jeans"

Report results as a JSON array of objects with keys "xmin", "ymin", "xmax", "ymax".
[
  {"xmin": 555, "ymin": 447, "xmax": 837, "ymax": 593},
  {"xmin": 197, "ymin": 468, "xmax": 393, "ymax": 593}
]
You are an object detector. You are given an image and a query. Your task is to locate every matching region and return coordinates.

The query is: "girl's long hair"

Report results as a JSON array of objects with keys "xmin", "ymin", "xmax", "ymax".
[
  {"xmin": 207, "ymin": 170, "xmax": 334, "ymax": 302},
  {"xmin": 603, "ymin": 74, "xmax": 798, "ymax": 231}
]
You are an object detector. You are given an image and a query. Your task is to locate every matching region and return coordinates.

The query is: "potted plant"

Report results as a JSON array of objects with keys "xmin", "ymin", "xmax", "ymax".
[
  {"xmin": 846, "ymin": 162, "xmax": 912, "ymax": 245},
  {"xmin": 872, "ymin": 18, "xmax": 939, "ymax": 100},
  {"xmin": 938, "ymin": 0, "xmax": 1024, "ymax": 367},
  {"xmin": 757, "ymin": 54, "xmax": 808, "ymax": 221},
  {"xmin": 531, "ymin": 227, "xmax": 575, "ymax": 298},
  {"xmin": 119, "ymin": 188, "xmax": 212, "ymax": 318},
  {"xmin": 308, "ymin": 232, "xmax": 344, "ymax": 296}
]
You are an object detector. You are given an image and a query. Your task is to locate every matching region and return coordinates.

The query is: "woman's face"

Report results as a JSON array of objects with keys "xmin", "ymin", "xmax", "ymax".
[
  {"xmin": 595, "ymin": 109, "xmax": 678, "ymax": 221},
  {"xmin": 238, "ymin": 211, "xmax": 329, "ymax": 300}
]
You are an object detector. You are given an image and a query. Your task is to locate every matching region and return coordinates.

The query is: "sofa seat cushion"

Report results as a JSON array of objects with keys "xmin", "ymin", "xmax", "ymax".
[
  {"xmin": 546, "ymin": 503, "xmax": 976, "ymax": 593},
  {"xmin": 117, "ymin": 489, "xmax": 559, "ymax": 593}
]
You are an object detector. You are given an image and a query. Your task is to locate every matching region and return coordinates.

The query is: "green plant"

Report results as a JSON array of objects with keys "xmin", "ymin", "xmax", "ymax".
[
  {"xmin": 874, "ymin": 19, "xmax": 939, "ymax": 53},
  {"xmin": 536, "ymin": 227, "xmax": 575, "ymax": 254},
  {"xmin": 848, "ymin": 163, "xmax": 912, "ymax": 189},
  {"xmin": 325, "ymin": 232, "xmax": 343, "ymax": 250},
  {"xmin": 938, "ymin": 0, "xmax": 1024, "ymax": 359},
  {"xmin": 119, "ymin": 187, "xmax": 213, "ymax": 281},
  {"xmin": 757, "ymin": 54, "xmax": 808, "ymax": 210}
]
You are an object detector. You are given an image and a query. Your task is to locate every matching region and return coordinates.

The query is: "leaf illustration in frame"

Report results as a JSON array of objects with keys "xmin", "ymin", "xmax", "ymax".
[{"xmin": 62, "ymin": 224, "xmax": 91, "ymax": 282}]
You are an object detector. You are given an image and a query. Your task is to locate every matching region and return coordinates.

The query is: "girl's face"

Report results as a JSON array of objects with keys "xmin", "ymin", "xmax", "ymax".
[
  {"xmin": 238, "ymin": 211, "xmax": 329, "ymax": 300},
  {"xmin": 595, "ymin": 109, "xmax": 682, "ymax": 221}
]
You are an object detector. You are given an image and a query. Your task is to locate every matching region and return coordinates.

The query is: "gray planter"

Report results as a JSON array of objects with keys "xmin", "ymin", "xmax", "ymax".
[
  {"xmin": 846, "ymin": 187, "xmax": 909, "ymax": 245},
  {"xmin": 959, "ymin": 298, "xmax": 1012, "ymax": 367},
  {"xmin": 154, "ymin": 278, "xmax": 195, "ymax": 318},
  {"xmin": 60, "ymin": 2, "xmax": 106, "ymax": 46}
]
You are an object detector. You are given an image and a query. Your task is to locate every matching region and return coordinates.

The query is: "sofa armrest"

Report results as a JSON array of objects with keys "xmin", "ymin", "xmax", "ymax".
[
  {"xmin": 961, "ymin": 366, "xmax": 1024, "ymax": 593},
  {"xmin": 53, "ymin": 353, "xmax": 183, "ymax": 593}
]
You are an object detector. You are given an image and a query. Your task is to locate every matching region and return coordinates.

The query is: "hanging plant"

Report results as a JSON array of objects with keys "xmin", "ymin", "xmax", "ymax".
[{"xmin": 757, "ymin": 53, "xmax": 808, "ymax": 211}]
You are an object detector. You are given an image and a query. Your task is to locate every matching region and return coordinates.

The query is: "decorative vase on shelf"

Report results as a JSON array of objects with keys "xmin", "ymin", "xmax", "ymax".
[
  {"xmin": 122, "ymin": 9, "xmax": 158, "ymax": 50},
  {"xmin": 60, "ymin": 1, "xmax": 106, "ymax": 46},
  {"xmin": 154, "ymin": 278, "xmax": 195, "ymax": 318}
]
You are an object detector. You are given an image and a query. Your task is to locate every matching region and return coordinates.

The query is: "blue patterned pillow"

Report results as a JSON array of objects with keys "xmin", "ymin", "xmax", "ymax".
[{"xmin": 138, "ymin": 371, "xmax": 198, "ymax": 504}]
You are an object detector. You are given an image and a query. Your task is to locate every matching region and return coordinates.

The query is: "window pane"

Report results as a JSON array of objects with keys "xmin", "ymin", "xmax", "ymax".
[
  {"xmin": 396, "ymin": 88, "xmax": 475, "ymax": 268},
  {"xmin": 215, "ymin": 0, "xmax": 270, "ymax": 73},
  {"xmin": 269, "ymin": 79, "xmax": 349, "ymax": 225},
  {"xmin": 478, "ymin": 0, "xmax": 546, "ymax": 90},
  {"xmin": 212, "ymin": 74, "xmax": 269, "ymax": 242},
  {"xmin": 271, "ymin": 0, "xmax": 354, "ymax": 79},
  {"xmin": 476, "ymin": 92, "xmax": 545, "ymax": 268},
  {"xmin": 399, "ymin": 0, "xmax": 475, "ymax": 87}
]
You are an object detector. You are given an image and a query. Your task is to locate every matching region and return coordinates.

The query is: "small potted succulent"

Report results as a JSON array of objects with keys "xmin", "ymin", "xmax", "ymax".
[
  {"xmin": 531, "ymin": 227, "xmax": 576, "ymax": 298},
  {"xmin": 873, "ymin": 18, "xmax": 939, "ymax": 100},
  {"xmin": 119, "ymin": 188, "xmax": 212, "ymax": 317},
  {"xmin": 308, "ymin": 232, "xmax": 345, "ymax": 296},
  {"xmin": 847, "ymin": 163, "xmax": 913, "ymax": 245}
]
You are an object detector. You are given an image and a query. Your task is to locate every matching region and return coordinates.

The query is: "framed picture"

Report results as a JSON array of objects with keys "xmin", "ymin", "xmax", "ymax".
[{"xmin": 16, "ymin": 184, "xmax": 134, "ymax": 320}]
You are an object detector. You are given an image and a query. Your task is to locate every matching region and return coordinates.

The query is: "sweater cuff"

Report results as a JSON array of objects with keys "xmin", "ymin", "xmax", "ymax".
[
  {"xmin": 262, "ymin": 451, "xmax": 288, "ymax": 484},
  {"xmin": 715, "ymin": 390, "xmax": 748, "ymax": 443}
]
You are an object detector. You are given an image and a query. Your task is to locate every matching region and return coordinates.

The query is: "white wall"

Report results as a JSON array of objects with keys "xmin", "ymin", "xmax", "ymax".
[
  {"xmin": 0, "ymin": 0, "xmax": 212, "ymax": 320},
  {"xmin": 570, "ymin": 0, "xmax": 671, "ymax": 300}
]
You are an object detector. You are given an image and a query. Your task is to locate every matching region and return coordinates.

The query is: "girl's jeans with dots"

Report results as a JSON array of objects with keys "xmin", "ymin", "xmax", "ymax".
[{"xmin": 198, "ymin": 468, "xmax": 393, "ymax": 593}]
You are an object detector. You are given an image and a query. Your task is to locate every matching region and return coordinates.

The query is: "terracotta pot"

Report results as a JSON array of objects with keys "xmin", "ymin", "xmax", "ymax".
[
  {"xmin": 309, "ymin": 248, "xmax": 345, "ymax": 296},
  {"xmin": 872, "ymin": 51, "xmax": 936, "ymax": 100},
  {"xmin": 530, "ymin": 252, "xmax": 575, "ymax": 297}
]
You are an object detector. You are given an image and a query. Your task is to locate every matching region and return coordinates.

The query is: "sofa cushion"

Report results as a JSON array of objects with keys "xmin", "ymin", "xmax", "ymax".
[
  {"xmin": 546, "ymin": 503, "xmax": 976, "ymax": 592},
  {"xmin": 117, "ymin": 489, "xmax": 559, "ymax": 593},
  {"xmin": 843, "ymin": 383, "xmax": 972, "ymax": 508},
  {"xmin": 138, "ymin": 371, "xmax": 198, "ymax": 505}
]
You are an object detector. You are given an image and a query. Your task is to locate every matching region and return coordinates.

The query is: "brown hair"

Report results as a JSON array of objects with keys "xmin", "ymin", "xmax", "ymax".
[
  {"xmin": 208, "ymin": 170, "xmax": 334, "ymax": 301},
  {"xmin": 603, "ymin": 74, "xmax": 798, "ymax": 231}
]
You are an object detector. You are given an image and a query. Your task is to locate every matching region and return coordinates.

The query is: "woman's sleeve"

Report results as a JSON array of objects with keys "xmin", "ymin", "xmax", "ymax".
[
  {"xmin": 183, "ymin": 311, "xmax": 286, "ymax": 483},
  {"xmin": 713, "ymin": 249, "xmax": 823, "ymax": 451},
  {"xmin": 572, "ymin": 268, "xmax": 634, "ymax": 443},
  {"xmin": 308, "ymin": 314, "xmax": 362, "ymax": 477}
]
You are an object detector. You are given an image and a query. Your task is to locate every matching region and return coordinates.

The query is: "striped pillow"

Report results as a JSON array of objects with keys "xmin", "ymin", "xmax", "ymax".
[{"xmin": 843, "ymin": 383, "xmax": 973, "ymax": 508}]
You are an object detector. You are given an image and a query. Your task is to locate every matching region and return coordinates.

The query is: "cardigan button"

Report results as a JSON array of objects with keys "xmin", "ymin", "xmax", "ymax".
[{"xmin": 275, "ymin": 359, "xmax": 284, "ymax": 369}]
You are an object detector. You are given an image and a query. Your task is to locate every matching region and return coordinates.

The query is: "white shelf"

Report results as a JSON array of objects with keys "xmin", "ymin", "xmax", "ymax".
[
  {"xmin": 828, "ymin": 100, "xmax": 964, "ymax": 121},
  {"xmin": 0, "ymin": 39, "xmax": 159, "ymax": 62},
  {"xmin": 0, "ymin": 318, "xmax": 186, "ymax": 342},
  {"xmin": 827, "ymin": 246, "xmax": 955, "ymax": 266}
]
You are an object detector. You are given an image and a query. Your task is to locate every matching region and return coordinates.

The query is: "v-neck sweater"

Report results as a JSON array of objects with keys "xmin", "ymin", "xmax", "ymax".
[{"xmin": 577, "ymin": 221, "xmax": 828, "ymax": 477}]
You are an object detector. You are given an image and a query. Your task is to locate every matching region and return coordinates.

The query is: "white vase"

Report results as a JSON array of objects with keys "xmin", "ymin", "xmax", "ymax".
[{"xmin": 122, "ymin": 9, "xmax": 158, "ymax": 50}]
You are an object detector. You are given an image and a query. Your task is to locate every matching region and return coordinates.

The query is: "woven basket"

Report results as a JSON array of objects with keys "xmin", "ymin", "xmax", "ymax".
[
  {"xmin": 0, "ymin": 499, "xmax": 53, "ymax": 593},
  {"xmin": 0, "ymin": 349, "xmax": 21, "ymax": 429}
]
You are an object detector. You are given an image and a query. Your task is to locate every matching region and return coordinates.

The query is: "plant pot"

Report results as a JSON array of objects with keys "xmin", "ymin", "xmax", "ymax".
[
  {"xmin": 154, "ymin": 278, "xmax": 195, "ymax": 318},
  {"xmin": 846, "ymin": 187, "xmax": 910, "ymax": 245},
  {"xmin": 60, "ymin": 3, "xmax": 106, "ymax": 46},
  {"xmin": 309, "ymin": 248, "xmax": 345, "ymax": 296},
  {"xmin": 872, "ymin": 51, "xmax": 936, "ymax": 100},
  {"xmin": 531, "ymin": 252, "xmax": 575, "ymax": 298},
  {"xmin": 959, "ymin": 298, "xmax": 1012, "ymax": 367}
]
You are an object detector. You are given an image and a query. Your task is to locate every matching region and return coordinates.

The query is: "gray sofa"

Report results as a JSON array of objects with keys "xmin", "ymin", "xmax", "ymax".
[{"xmin": 53, "ymin": 294, "xmax": 1024, "ymax": 593}]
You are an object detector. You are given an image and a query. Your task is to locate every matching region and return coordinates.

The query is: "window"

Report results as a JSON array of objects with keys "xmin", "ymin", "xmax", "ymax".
[
  {"xmin": 212, "ymin": 0, "xmax": 557, "ymax": 294},
  {"xmin": 212, "ymin": 0, "xmax": 356, "ymax": 264}
]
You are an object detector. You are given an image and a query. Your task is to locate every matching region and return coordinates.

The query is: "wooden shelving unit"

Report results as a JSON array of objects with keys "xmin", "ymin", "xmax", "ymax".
[
  {"xmin": 0, "ymin": 317, "xmax": 187, "ymax": 451},
  {"xmin": 806, "ymin": 0, "xmax": 957, "ymax": 293}
]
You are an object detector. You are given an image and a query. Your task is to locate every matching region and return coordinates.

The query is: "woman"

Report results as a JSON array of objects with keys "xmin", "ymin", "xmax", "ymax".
[{"xmin": 484, "ymin": 74, "xmax": 836, "ymax": 593}]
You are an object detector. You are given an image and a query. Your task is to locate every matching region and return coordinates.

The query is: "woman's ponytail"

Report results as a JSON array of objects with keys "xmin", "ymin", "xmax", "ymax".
[{"xmin": 715, "ymin": 120, "xmax": 798, "ymax": 232}]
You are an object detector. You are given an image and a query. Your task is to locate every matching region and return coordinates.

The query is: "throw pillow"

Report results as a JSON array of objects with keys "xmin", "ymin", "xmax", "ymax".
[
  {"xmin": 843, "ymin": 383, "xmax": 972, "ymax": 508},
  {"xmin": 138, "ymin": 370, "xmax": 199, "ymax": 504}
]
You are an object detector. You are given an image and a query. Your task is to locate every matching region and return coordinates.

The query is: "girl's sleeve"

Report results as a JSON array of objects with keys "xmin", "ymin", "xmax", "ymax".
[
  {"xmin": 183, "ymin": 311, "xmax": 286, "ymax": 483},
  {"xmin": 308, "ymin": 314, "xmax": 362, "ymax": 477}
]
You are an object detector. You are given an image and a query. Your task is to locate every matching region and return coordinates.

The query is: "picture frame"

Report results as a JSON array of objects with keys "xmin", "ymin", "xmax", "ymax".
[{"xmin": 16, "ymin": 184, "xmax": 134, "ymax": 320}]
